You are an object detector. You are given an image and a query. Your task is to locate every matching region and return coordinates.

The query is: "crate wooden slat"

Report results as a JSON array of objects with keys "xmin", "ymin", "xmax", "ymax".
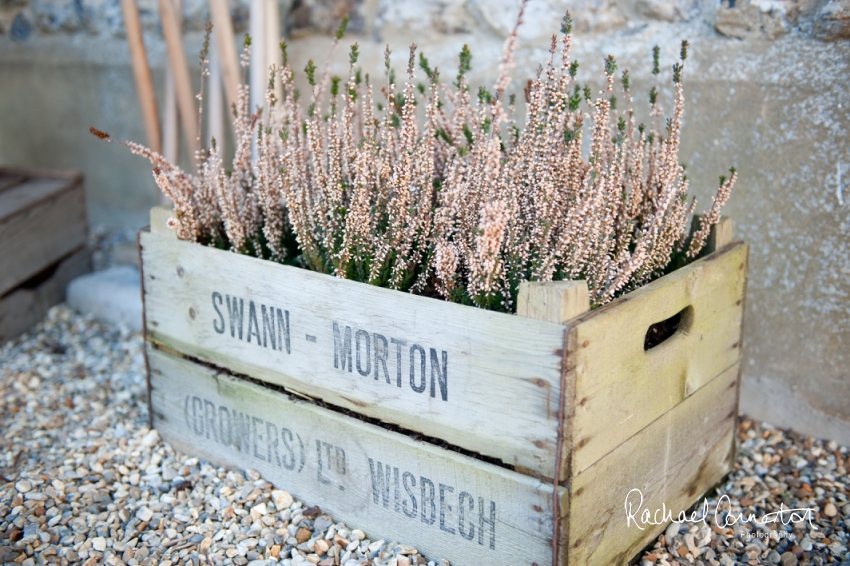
[
  {"xmin": 0, "ymin": 165, "xmax": 82, "ymax": 181},
  {"xmin": 0, "ymin": 177, "xmax": 70, "ymax": 219},
  {"xmin": 0, "ymin": 169, "xmax": 88, "ymax": 298},
  {"xmin": 0, "ymin": 248, "xmax": 91, "ymax": 343},
  {"xmin": 565, "ymin": 363, "xmax": 739, "ymax": 566},
  {"xmin": 148, "ymin": 346, "xmax": 567, "ymax": 566},
  {"xmin": 0, "ymin": 175, "xmax": 26, "ymax": 192},
  {"xmin": 564, "ymin": 243, "xmax": 748, "ymax": 477},
  {"xmin": 140, "ymin": 229, "xmax": 567, "ymax": 474}
]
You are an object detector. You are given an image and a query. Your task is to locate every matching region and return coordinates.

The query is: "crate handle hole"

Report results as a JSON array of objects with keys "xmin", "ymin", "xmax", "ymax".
[{"xmin": 644, "ymin": 305, "xmax": 693, "ymax": 351}]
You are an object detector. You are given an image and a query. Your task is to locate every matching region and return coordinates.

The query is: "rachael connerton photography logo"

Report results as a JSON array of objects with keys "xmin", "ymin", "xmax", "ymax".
[
  {"xmin": 742, "ymin": 530, "xmax": 791, "ymax": 541},
  {"xmin": 624, "ymin": 488, "xmax": 819, "ymax": 531}
]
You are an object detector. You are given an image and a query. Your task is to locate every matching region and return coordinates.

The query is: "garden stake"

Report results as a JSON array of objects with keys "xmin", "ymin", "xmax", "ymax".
[{"xmin": 120, "ymin": 0, "xmax": 160, "ymax": 154}]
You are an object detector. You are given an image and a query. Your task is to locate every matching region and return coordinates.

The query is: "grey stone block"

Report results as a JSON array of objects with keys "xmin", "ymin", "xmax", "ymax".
[{"xmin": 67, "ymin": 266, "xmax": 142, "ymax": 331}]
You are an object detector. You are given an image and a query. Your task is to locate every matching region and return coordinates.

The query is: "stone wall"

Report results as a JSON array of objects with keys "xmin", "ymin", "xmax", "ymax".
[
  {"xmin": 3, "ymin": 0, "xmax": 848, "ymax": 42},
  {"xmin": 0, "ymin": 0, "xmax": 848, "ymax": 443}
]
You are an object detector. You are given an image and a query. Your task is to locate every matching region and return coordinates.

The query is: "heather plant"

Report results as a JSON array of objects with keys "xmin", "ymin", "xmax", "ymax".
[{"xmin": 92, "ymin": 3, "xmax": 735, "ymax": 312}]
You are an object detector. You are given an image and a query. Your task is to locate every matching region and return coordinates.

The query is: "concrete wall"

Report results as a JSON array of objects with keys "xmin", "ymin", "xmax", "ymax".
[{"xmin": 1, "ymin": 0, "xmax": 848, "ymax": 442}]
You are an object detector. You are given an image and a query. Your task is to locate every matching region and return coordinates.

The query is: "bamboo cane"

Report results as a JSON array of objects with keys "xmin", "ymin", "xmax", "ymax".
[
  {"xmin": 264, "ymin": 0, "xmax": 282, "ymax": 103},
  {"xmin": 162, "ymin": 0, "xmax": 181, "ymax": 167},
  {"xmin": 208, "ymin": 41, "xmax": 226, "ymax": 150},
  {"xmin": 249, "ymin": 0, "xmax": 266, "ymax": 117},
  {"xmin": 120, "ymin": 0, "xmax": 161, "ymax": 154},
  {"xmin": 208, "ymin": 0, "xmax": 241, "ymax": 119},
  {"xmin": 248, "ymin": 0, "xmax": 265, "ymax": 158},
  {"xmin": 158, "ymin": 0, "xmax": 199, "ymax": 160},
  {"xmin": 163, "ymin": 67, "xmax": 178, "ymax": 163}
]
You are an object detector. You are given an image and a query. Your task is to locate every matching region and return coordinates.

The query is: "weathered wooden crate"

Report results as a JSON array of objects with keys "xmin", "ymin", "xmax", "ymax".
[
  {"xmin": 0, "ymin": 168, "xmax": 90, "ymax": 343},
  {"xmin": 141, "ymin": 208, "xmax": 748, "ymax": 565}
]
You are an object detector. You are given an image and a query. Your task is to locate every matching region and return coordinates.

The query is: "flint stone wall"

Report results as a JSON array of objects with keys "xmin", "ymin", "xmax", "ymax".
[{"xmin": 2, "ymin": 0, "xmax": 849, "ymax": 40}]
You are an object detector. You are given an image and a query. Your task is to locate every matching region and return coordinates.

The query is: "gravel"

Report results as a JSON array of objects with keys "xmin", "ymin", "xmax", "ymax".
[
  {"xmin": 1, "ymin": 305, "xmax": 848, "ymax": 566},
  {"xmin": 0, "ymin": 306, "xmax": 440, "ymax": 566},
  {"xmin": 639, "ymin": 419, "xmax": 850, "ymax": 566}
]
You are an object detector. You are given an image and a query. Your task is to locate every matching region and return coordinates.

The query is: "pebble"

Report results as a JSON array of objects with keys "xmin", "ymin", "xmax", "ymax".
[
  {"xmin": 272, "ymin": 489, "xmax": 294, "ymax": 509},
  {"xmin": 824, "ymin": 502, "xmax": 838, "ymax": 517},
  {"xmin": 141, "ymin": 429, "xmax": 160, "ymax": 447},
  {"xmin": 296, "ymin": 527, "xmax": 313, "ymax": 544},
  {"xmin": 136, "ymin": 506, "xmax": 154, "ymax": 522},
  {"xmin": 314, "ymin": 516, "xmax": 332, "ymax": 532},
  {"xmin": 781, "ymin": 552, "xmax": 799, "ymax": 566}
]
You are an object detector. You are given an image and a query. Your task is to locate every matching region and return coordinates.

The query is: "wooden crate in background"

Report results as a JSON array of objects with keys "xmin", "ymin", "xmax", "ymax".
[
  {"xmin": 0, "ymin": 168, "xmax": 91, "ymax": 343},
  {"xmin": 142, "ymin": 207, "xmax": 747, "ymax": 566}
]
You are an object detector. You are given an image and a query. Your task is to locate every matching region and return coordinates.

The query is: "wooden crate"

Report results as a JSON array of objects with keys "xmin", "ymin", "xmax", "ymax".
[
  {"xmin": 141, "ymin": 208, "xmax": 748, "ymax": 566},
  {"xmin": 0, "ymin": 168, "xmax": 90, "ymax": 343}
]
